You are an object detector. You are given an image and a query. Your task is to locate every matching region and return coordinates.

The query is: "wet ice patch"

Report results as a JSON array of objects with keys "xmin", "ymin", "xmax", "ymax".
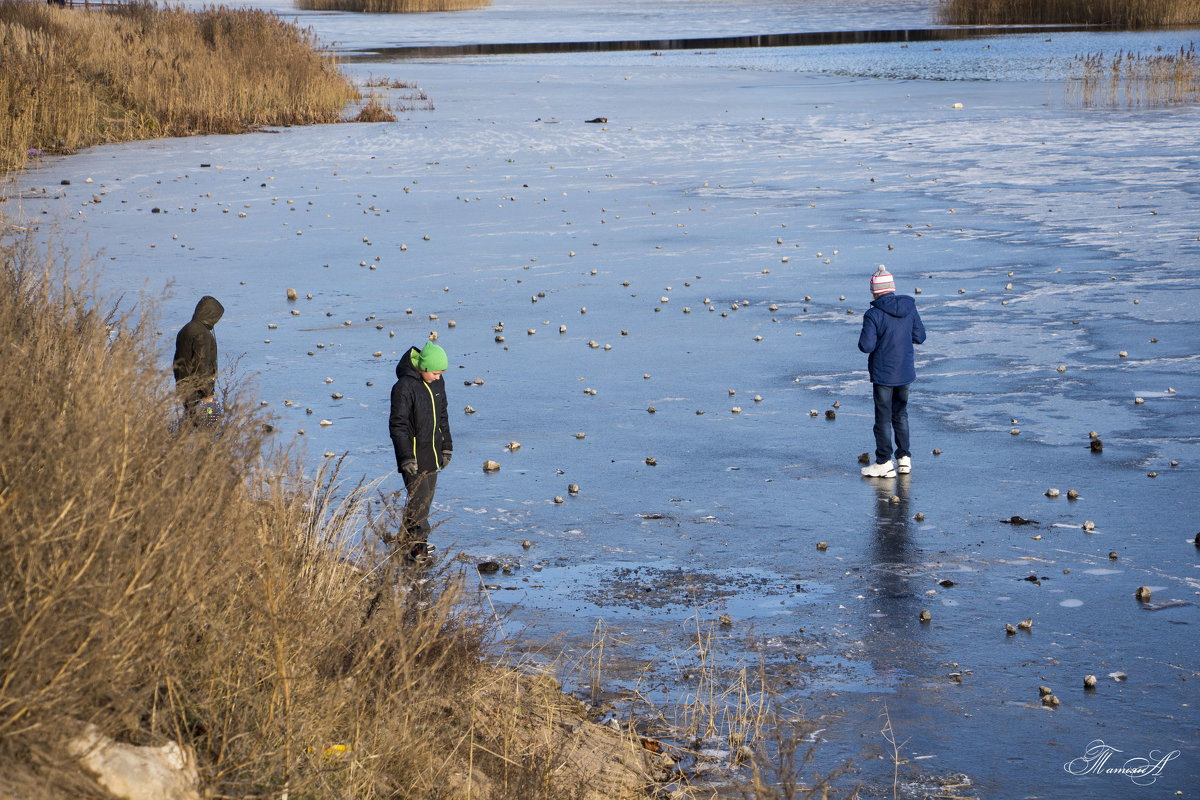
[{"xmin": 1059, "ymin": 598, "xmax": 1084, "ymax": 608}]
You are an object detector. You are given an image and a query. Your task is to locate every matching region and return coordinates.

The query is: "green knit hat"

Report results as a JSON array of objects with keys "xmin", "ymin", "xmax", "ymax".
[{"xmin": 416, "ymin": 342, "xmax": 448, "ymax": 372}]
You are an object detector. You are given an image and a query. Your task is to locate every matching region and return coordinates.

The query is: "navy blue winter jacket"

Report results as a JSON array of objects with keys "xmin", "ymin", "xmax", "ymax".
[{"xmin": 857, "ymin": 293, "xmax": 926, "ymax": 386}]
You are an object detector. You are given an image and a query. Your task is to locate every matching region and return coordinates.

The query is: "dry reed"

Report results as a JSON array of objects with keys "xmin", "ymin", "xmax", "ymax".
[
  {"xmin": 296, "ymin": 0, "xmax": 490, "ymax": 13},
  {"xmin": 0, "ymin": 214, "xmax": 641, "ymax": 799},
  {"xmin": 1067, "ymin": 44, "xmax": 1200, "ymax": 106},
  {"xmin": 0, "ymin": 0, "xmax": 359, "ymax": 175},
  {"xmin": 938, "ymin": 0, "xmax": 1200, "ymax": 27}
]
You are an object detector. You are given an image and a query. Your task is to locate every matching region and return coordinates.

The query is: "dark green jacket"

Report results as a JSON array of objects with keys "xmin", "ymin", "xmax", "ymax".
[
  {"xmin": 172, "ymin": 296, "xmax": 223, "ymax": 404},
  {"xmin": 389, "ymin": 346, "xmax": 452, "ymax": 472}
]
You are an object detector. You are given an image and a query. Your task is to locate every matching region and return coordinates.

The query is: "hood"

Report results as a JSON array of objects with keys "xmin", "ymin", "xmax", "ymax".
[
  {"xmin": 396, "ymin": 346, "xmax": 423, "ymax": 381},
  {"xmin": 870, "ymin": 293, "xmax": 916, "ymax": 319},
  {"xmin": 192, "ymin": 296, "xmax": 224, "ymax": 329}
]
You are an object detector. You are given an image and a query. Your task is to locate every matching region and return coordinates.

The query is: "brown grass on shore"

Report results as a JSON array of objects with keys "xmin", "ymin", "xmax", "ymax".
[
  {"xmin": 1067, "ymin": 44, "xmax": 1200, "ymax": 106},
  {"xmin": 0, "ymin": 0, "xmax": 359, "ymax": 175},
  {"xmin": 296, "ymin": 0, "xmax": 490, "ymax": 13},
  {"xmin": 0, "ymin": 216, "xmax": 664, "ymax": 799},
  {"xmin": 938, "ymin": 0, "xmax": 1200, "ymax": 27}
]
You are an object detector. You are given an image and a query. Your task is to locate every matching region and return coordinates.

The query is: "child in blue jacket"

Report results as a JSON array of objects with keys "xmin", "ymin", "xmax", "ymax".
[{"xmin": 858, "ymin": 266, "xmax": 926, "ymax": 478}]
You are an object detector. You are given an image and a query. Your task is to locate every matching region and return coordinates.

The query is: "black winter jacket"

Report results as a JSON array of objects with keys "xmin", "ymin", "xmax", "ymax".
[
  {"xmin": 389, "ymin": 346, "xmax": 452, "ymax": 472},
  {"xmin": 173, "ymin": 296, "xmax": 223, "ymax": 404}
]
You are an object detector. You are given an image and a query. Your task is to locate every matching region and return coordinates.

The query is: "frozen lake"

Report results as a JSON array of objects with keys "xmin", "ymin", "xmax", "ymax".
[{"xmin": 11, "ymin": 0, "xmax": 1199, "ymax": 795}]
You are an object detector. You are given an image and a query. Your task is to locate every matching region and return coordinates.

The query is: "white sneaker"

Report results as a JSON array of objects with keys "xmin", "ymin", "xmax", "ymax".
[
  {"xmin": 861, "ymin": 460, "xmax": 896, "ymax": 478},
  {"xmin": 897, "ymin": 456, "xmax": 911, "ymax": 475}
]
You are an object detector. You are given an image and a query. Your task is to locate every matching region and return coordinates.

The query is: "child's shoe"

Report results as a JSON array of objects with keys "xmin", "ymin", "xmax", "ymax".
[{"xmin": 861, "ymin": 460, "xmax": 897, "ymax": 478}]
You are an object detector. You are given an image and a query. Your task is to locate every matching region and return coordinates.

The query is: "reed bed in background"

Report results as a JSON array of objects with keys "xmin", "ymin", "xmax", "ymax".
[
  {"xmin": 938, "ymin": 0, "xmax": 1200, "ymax": 27},
  {"xmin": 0, "ymin": 0, "xmax": 358, "ymax": 175},
  {"xmin": 296, "ymin": 0, "xmax": 490, "ymax": 13},
  {"xmin": 1067, "ymin": 44, "xmax": 1200, "ymax": 106},
  {"xmin": 0, "ymin": 217, "xmax": 635, "ymax": 799}
]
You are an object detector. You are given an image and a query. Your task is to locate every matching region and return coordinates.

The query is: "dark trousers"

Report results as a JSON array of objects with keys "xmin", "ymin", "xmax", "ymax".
[
  {"xmin": 402, "ymin": 469, "xmax": 438, "ymax": 543},
  {"xmin": 872, "ymin": 383, "xmax": 911, "ymax": 464}
]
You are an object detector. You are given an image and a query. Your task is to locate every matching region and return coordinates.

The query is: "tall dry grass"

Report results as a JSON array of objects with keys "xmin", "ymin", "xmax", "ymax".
[
  {"xmin": 0, "ymin": 216, "xmax": 642, "ymax": 798},
  {"xmin": 938, "ymin": 0, "xmax": 1200, "ymax": 27},
  {"xmin": 1067, "ymin": 44, "xmax": 1200, "ymax": 106},
  {"xmin": 296, "ymin": 0, "xmax": 490, "ymax": 13},
  {"xmin": 0, "ymin": 0, "xmax": 359, "ymax": 175}
]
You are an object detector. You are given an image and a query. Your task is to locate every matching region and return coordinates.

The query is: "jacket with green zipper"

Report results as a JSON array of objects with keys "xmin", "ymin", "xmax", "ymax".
[{"xmin": 389, "ymin": 346, "xmax": 452, "ymax": 472}]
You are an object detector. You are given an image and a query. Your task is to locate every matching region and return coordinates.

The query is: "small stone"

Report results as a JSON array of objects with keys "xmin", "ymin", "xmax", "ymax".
[
  {"xmin": 1090, "ymin": 438, "xmax": 1103, "ymax": 452},
  {"xmin": 522, "ymin": 540, "xmax": 532, "ymax": 549},
  {"xmin": 1038, "ymin": 685, "xmax": 1053, "ymax": 697},
  {"xmin": 464, "ymin": 405, "xmax": 476, "ymax": 414},
  {"xmin": 816, "ymin": 542, "xmax": 827, "ymax": 551},
  {"xmin": 1135, "ymin": 586, "xmax": 1151, "ymax": 601},
  {"xmin": 483, "ymin": 460, "xmax": 501, "ymax": 472},
  {"xmin": 1067, "ymin": 489, "xmax": 1079, "ymax": 500},
  {"xmin": 1082, "ymin": 520, "xmax": 1095, "ymax": 531},
  {"xmin": 1042, "ymin": 694, "xmax": 1060, "ymax": 707},
  {"xmin": 914, "ymin": 512, "xmax": 925, "ymax": 521},
  {"xmin": 1147, "ymin": 471, "xmax": 1157, "ymax": 478},
  {"xmin": 1017, "ymin": 618, "xmax": 1033, "ymax": 631},
  {"xmin": 331, "ymin": 392, "xmax": 343, "ymax": 400},
  {"xmin": 753, "ymin": 395, "xmax": 762, "ymax": 403},
  {"xmin": 647, "ymin": 406, "xmax": 656, "ymax": 413},
  {"xmin": 645, "ymin": 457, "xmax": 657, "ymax": 466},
  {"xmin": 495, "ymin": 335, "xmax": 505, "ymax": 342},
  {"xmin": 825, "ymin": 410, "xmax": 836, "ymax": 420},
  {"xmin": 889, "ymin": 495, "xmax": 900, "ymax": 505},
  {"xmin": 1056, "ymin": 365, "xmax": 1066, "ymax": 373},
  {"xmin": 932, "ymin": 448, "xmax": 942, "ymax": 455},
  {"xmin": 719, "ymin": 613, "xmax": 733, "ymax": 626},
  {"xmin": 1084, "ymin": 674, "xmax": 1097, "ymax": 689},
  {"xmin": 575, "ymin": 432, "xmax": 586, "ymax": 439},
  {"xmin": 1010, "ymin": 428, "xmax": 1020, "ymax": 435},
  {"xmin": 1045, "ymin": 488, "xmax": 1060, "ymax": 498},
  {"xmin": 477, "ymin": 561, "xmax": 500, "ymax": 574},
  {"xmin": 554, "ymin": 496, "xmax": 564, "ymax": 504},
  {"xmin": 810, "ymin": 410, "xmax": 819, "ymax": 417},
  {"xmin": 319, "ymin": 419, "xmax": 332, "ymax": 426},
  {"xmin": 1134, "ymin": 397, "xmax": 1144, "ymax": 405},
  {"xmin": 560, "ymin": 325, "xmax": 567, "ymax": 333},
  {"xmin": 1119, "ymin": 350, "xmax": 1127, "ymax": 358},
  {"xmin": 286, "ymin": 288, "xmax": 298, "ymax": 301},
  {"xmin": 858, "ymin": 453, "xmax": 871, "ymax": 464},
  {"xmin": 919, "ymin": 609, "xmax": 931, "ymax": 623},
  {"xmin": 1005, "ymin": 623, "xmax": 1017, "ymax": 635},
  {"xmin": 568, "ymin": 483, "xmax": 580, "ymax": 495},
  {"xmin": 373, "ymin": 351, "xmax": 383, "ymax": 357},
  {"xmin": 1109, "ymin": 551, "xmax": 1119, "ymax": 560}
]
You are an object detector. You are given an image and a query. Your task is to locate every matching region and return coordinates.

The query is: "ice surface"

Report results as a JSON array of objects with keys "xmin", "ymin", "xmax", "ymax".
[{"xmin": 10, "ymin": 0, "xmax": 1199, "ymax": 795}]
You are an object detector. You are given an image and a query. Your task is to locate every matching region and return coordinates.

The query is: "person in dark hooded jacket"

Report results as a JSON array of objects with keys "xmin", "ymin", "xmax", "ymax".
[
  {"xmin": 858, "ymin": 266, "xmax": 925, "ymax": 478},
  {"xmin": 173, "ymin": 296, "xmax": 224, "ymax": 423},
  {"xmin": 389, "ymin": 341, "xmax": 452, "ymax": 562}
]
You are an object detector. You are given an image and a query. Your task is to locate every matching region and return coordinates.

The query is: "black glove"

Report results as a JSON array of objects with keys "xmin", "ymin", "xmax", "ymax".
[
  {"xmin": 400, "ymin": 460, "xmax": 418, "ymax": 477},
  {"xmin": 441, "ymin": 450, "xmax": 452, "ymax": 467}
]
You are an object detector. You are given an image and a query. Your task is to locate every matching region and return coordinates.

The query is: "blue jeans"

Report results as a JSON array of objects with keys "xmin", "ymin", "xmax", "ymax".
[{"xmin": 872, "ymin": 383, "xmax": 911, "ymax": 464}]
